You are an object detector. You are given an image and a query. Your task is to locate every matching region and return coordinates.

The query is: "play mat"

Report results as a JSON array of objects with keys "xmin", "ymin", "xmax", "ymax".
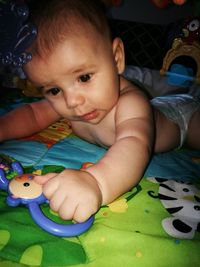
[{"xmin": 0, "ymin": 88, "xmax": 200, "ymax": 267}]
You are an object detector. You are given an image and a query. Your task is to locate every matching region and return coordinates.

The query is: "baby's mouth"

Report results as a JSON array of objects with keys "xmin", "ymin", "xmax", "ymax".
[{"xmin": 80, "ymin": 110, "xmax": 99, "ymax": 121}]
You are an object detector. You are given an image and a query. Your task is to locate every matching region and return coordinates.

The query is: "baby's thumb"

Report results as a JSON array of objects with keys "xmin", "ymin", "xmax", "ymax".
[{"xmin": 34, "ymin": 173, "xmax": 57, "ymax": 185}]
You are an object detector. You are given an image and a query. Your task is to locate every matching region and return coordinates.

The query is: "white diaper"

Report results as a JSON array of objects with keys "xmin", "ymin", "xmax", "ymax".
[{"xmin": 151, "ymin": 94, "xmax": 200, "ymax": 147}]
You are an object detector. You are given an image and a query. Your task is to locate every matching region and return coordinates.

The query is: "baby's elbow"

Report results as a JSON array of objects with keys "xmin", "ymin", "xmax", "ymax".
[{"xmin": 135, "ymin": 135, "xmax": 153, "ymax": 158}]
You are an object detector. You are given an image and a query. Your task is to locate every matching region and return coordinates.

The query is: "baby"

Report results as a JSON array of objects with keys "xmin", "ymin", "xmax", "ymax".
[{"xmin": 0, "ymin": 0, "xmax": 200, "ymax": 222}]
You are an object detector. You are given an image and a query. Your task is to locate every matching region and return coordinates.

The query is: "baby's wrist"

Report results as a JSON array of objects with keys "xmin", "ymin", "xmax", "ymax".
[
  {"xmin": 82, "ymin": 168, "xmax": 103, "ymax": 205},
  {"xmin": 83, "ymin": 169, "xmax": 111, "ymax": 208}
]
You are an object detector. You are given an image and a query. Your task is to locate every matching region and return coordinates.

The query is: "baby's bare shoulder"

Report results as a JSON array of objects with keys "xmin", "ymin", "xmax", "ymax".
[
  {"xmin": 117, "ymin": 78, "xmax": 152, "ymax": 122},
  {"xmin": 120, "ymin": 77, "xmax": 148, "ymax": 100},
  {"xmin": 119, "ymin": 86, "xmax": 150, "ymax": 111}
]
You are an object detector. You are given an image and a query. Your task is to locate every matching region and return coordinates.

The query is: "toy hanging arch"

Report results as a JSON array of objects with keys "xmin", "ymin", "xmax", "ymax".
[{"xmin": 160, "ymin": 38, "xmax": 200, "ymax": 84}]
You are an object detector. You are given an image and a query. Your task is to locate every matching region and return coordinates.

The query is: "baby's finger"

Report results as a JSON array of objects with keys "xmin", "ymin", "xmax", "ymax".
[
  {"xmin": 34, "ymin": 173, "xmax": 57, "ymax": 184},
  {"xmin": 48, "ymin": 189, "xmax": 67, "ymax": 212},
  {"xmin": 73, "ymin": 202, "xmax": 95, "ymax": 223},
  {"xmin": 43, "ymin": 176, "xmax": 60, "ymax": 199},
  {"xmin": 58, "ymin": 199, "xmax": 93, "ymax": 223},
  {"xmin": 58, "ymin": 197, "xmax": 78, "ymax": 221}
]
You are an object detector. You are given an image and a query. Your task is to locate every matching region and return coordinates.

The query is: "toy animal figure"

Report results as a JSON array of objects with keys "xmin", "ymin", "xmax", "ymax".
[
  {"xmin": 148, "ymin": 177, "xmax": 200, "ymax": 239},
  {"xmin": 0, "ymin": 160, "xmax": 94, "ymax": 237},
  {"xmin": 160, "ymin": 16, "xmax": 200, "ymax": 85},
  {"xmin": 182, "ymin": 17, "xmax": 200, "ymax": 44}
]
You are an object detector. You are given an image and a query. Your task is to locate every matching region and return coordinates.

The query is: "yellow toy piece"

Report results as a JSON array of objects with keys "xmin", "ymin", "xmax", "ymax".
[{"xmin": 160, "ymin": 38, "xmax": 200, "ymax": 84}]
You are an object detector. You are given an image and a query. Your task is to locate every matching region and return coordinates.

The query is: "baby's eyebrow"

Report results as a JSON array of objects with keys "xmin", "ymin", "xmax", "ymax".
[
  {"xmin": 69, "ymin": 64, "xmax": 97, "ymax": 74},
  {"xmin": 36, "ymin": 86, "xmax": 44, "ymax": 93}
]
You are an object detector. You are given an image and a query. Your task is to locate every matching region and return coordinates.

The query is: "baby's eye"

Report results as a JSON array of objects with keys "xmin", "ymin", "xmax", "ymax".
[
  {"xmin": 47, "ymin": 87, "xmax": 61, "ymax": 95},
  {"xmin": 79, "ymin": 74, "xmax": 91, "ymax": 83}
]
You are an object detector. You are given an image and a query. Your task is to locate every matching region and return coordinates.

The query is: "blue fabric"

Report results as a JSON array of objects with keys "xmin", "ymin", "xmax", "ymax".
[
  {"xmin": 0, "ymin": 136, "xmax": 200, "ymax": 182},
  {"xmin": 145, "ymin": 150, "xmax": 200, "ymax": 181}
]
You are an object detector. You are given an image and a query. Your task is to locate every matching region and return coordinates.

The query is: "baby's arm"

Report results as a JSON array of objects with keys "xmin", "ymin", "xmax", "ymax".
[
  {"xmin": 86, "ymin": 88, "xmax": 154, "ymax": 205},
  {"xmin": 34, "ymin": 87, "xmax": 154, "ymax": 223},
  {"xmin": 0, "ymin": 99, "xmax": 61, "ymax": 141}
]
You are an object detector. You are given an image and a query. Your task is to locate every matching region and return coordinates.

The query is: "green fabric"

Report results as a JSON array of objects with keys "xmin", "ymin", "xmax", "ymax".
[
  {"xmin": 0, "ymin": 173, "xmax": 200, "ymax": 267},
  {"xmin": 0, "ymin": 89, "xmax": 200, "ymax": 266}
]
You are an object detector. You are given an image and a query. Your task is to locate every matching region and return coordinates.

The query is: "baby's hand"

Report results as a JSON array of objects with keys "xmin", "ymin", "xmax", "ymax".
[{"xmin": 34, "ymin": 169, "xmax": 102, "ymax": 223}]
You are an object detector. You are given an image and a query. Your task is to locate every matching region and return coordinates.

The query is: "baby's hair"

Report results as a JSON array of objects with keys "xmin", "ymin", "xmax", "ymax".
[{"xmin": 28, "ymin": 0, "xmax": 111, "ymax": 58}]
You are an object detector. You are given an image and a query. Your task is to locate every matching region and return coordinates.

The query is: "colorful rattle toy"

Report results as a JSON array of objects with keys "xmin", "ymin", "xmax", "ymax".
[{"xmin": 0, "ymin": 160, "xmax": 94, "ymax": 237}]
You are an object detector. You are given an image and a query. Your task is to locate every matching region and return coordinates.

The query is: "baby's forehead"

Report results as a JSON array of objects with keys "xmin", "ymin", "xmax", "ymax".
[
  {"xmin": 24, "ymin": 31, "xmax": 102, "ymax": 77},
  {"xmin": 30, "ymin": 20, "xmax": 108, "ymax": 59}
]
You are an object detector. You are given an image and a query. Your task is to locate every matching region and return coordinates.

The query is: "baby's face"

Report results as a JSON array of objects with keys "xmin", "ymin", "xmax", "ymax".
[{"xmin": 24, "ymin": 31, "xmax": 123, "ymax": 124}]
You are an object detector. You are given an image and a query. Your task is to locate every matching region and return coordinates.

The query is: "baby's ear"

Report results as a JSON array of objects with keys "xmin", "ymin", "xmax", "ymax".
[{"xmin": 112, "ymin": 37, "xmax": 125, "ymax": 74}]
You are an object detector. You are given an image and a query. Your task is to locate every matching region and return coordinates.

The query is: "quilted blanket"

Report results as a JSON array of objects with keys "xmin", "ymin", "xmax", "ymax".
[{"xmin": 0, "ymin": 89, "xmax": 200, "ymax": 267}]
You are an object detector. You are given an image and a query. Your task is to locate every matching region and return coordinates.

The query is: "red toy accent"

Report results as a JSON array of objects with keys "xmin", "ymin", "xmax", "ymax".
[
  {"xmin": 150, "ymin": 0, "xmax": 171, "ymax": 9},
  {"xmin": 150, "ymin": 0, "xmax": 187, "ymax": 9}
]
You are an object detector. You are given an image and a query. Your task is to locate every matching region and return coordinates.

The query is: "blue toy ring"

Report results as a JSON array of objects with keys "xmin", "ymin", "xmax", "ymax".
[{"xmin": 0, "ymin": 162, "xmax": 94, "ymax": 237}]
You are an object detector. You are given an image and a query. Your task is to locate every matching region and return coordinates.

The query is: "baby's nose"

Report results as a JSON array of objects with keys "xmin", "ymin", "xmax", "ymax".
[{"xmin": 64, "ymin": 91, "xmax": 85, "ymax": 108}]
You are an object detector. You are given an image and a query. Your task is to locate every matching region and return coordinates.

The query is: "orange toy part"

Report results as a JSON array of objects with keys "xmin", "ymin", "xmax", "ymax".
[
  {"xmin": 173, "ymin": 0, "xmax": 187, "ymax": 5},
  {"xmin": 150, "ymin": 0, "xmax": 171, "ymax": 8}
]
